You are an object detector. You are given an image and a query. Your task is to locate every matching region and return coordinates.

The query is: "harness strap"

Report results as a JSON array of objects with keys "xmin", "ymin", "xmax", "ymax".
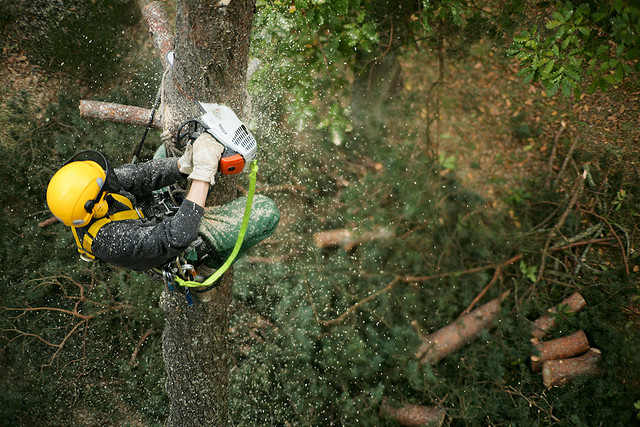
[
  {"xmin": 71, "ymin": 193, "xmax": 144, "ymax": 261},
  {"xmin": 174, "ymin": 160, "xmax": 258, "ymax": 291}
]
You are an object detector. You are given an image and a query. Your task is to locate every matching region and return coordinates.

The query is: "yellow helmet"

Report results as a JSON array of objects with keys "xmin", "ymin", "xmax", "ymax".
[{"xmin": 46, "ymin": 150, "xmax": 119, "ymax": 227}]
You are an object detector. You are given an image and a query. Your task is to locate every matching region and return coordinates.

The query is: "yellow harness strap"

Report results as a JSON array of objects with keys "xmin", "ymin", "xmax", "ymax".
[{"xmin": 71, "ymin": 193, "xmax": 144, "ymax": 261}]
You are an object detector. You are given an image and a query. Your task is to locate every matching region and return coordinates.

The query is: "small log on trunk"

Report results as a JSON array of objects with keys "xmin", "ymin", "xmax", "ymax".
[
  {"xmin": 530, "ymin": 329, "xmax": 590, "ymax": 372},
  {"xmin": 532, "ymin": 292, "xmax": 587, "ymax": 340},
  {"xmin": 79, "ymin": 100, "xmax": 162, "ymax": 129},
  {"xmin": 416, "ymin": 292, "xmax": 509, "ymax": 365},
  {"xmin": 313, "ymin": 227, "xmax": 393, "ymax": 251},
  {"xmin": 142, "ymin": 1, "xmax": 175, "ymax": 67},
  {"xmin": 542, "ymin": 348, "xmax": 602, "ymax": 387},
  {"xmin": 379, "ymin": 398, "xmax": 445, "ymax": 427}
]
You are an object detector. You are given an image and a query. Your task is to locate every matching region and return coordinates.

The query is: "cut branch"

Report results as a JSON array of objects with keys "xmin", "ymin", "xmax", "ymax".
[
  {"xmin": 379, "ymin": 398, "xmax": 445, "ymax": 427},
  {"xmin": 79, "ymin": 100, "xmax": 162, "ymax": 129},
  {"xmin": 542, "ymin": 348, "xmax": 602, "ymax": 387},
  {"xmin": 416, "ymin": 291, "xmax": 510, "ymax": 365},
  {"xmin": 313, "ymin": 227, "xmax": 393, "ymax": 251},
  {"xmin": 531, "ymin": 292, "xmax": 587, "ymax": 340},
  {"xmin": 142, "ymin": 1, "xmax": 175, "ymax": 67},
  {"xmin": 530, "ymin": 329, "xmax": 590, "ymax": 372}
]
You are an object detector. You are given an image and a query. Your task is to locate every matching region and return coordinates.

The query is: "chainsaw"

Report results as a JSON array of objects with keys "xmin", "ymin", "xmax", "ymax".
[{"xmin": 168, "ymin": 52, "xmax": 257, "ymax": 175}]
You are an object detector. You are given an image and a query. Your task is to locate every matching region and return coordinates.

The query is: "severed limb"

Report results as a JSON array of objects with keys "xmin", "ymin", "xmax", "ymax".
[
  {"xmin": 531, "ymin": 292, "xmax": 587, "ymax": 340},
  {"xmin": 530, "ymin": 329, "xmax": 590, "ymax": 372},
  {"xmin": 313, "ymin": 227, "xmax": 393, "ymax": 251},
  {"xmin": 379, "ymin": 398, "xmax": 445, "ymax": 427},
  {"xmin": 415, "ymin": 291, "xmax": 509, "ymax": 365},
  {"xmin": 79, "ymin": 100, "xmax": 162, "ymax": 129},
  {"xmin": 542, "ymin": 348, "xmax": 602, "ymax": 387}
]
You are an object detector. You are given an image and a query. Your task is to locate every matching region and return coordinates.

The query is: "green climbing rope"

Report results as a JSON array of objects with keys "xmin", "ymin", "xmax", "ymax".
[{"xmin": 174, "ymin": 159, "xmax": 258, "ymax": 289}]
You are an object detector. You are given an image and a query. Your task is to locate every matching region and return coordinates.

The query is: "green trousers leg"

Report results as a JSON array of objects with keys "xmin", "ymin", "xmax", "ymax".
[{"xmin": 198, "ymin": 195, "xmax": 280, "ymax": 268}]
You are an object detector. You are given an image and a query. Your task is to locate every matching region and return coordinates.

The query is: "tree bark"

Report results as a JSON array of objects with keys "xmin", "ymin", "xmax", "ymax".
[
  {"xmin": 79, "ymin": 100, "xmax": 162, "ymax": 129},
  {"xmin": 379, "ymin": 398, "xmax": 445, "ymax": 427},
  {"xmin": 416, "ymin": 291, "xmax": 509, "ymax": 365},
  {"xmin": 530, "ymin": 329, "xmax": 590, "ymax": 372},
  {"xmin": 531, "ymin": 292, "xmax": 586, "ymax": 340},
  {"xmin": 542, "ymin": 348, "xmax": 602, "ymax": 387},
  {"xmin": 142, "ymin": 1, "xmax": 255, "ymax": 425}
]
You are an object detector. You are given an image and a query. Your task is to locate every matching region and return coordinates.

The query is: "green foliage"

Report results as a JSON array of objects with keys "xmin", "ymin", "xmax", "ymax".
[
  {"xmin": 510, "ymin": 0, "xmax": 640, "ymax": 96},
  {"xmin": 251, "ymin": 0, "xmax": 495, "ymax": 138}
]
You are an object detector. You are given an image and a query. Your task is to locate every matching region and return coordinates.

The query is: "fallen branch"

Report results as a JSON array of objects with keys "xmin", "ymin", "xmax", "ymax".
[
  {"xmin": 458, "ymin": 255, "xmax": 523, "ymax": 316},
  {"xmin": 79, "ymin": 100, "xmax": 162, "ymax": 129},
  {"xmin": 129, "ymin": 327, "xmax": 155, "ymax": 367},
  {"xmin": 544, "ymin": 122, "xmax": 566, "ymax": 190},
  {"xmin": 416, "ymin": 291, "xmax": 510, "ymax": 365},
  {"xmin": 542, "ymin": 348, "xmax": 602, "ymax": 387},
  {"xmin": 531, "ymin": 292, "xmax": 587, "ymax": 340},
  {"xmin": 379, "ymin": 398, "xmax": 445, "ymax": 427},
  {"xmin": 38, "ymin": 216, "xmax": 59, "ymax": 227},
  {"xmin": 313, "ymin": 227, "xmax": 393, "ymax": 251},
  {"xmin": 530, "ymin": 329, "xmax": 590, "ymax": 372}
]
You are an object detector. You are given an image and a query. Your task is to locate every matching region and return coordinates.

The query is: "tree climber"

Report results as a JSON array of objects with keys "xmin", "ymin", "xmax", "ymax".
[{"xmin": 45, "ymin": 133, "xmax": 279, "ymax": 286}]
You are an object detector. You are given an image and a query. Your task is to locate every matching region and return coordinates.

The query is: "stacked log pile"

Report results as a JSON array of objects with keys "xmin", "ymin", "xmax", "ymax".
[{"xmin": 529, "ymin": 292, "xmax": 601, "ymax": 387}]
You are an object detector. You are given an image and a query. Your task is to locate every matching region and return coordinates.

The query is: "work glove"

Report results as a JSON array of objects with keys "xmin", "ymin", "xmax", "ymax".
[
  {"xmin": 188, "ymin": 132, "xmax": 225, "ymax": 184},
  {"xmin": 177, "ymin": 143, "xmax": 194, "ymax": 175}
]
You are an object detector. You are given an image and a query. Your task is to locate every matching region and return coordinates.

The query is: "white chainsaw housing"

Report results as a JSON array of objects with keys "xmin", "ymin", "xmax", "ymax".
[{"xmin": 199, "ymin": 103, "xmax": 257, "ymax": 171}]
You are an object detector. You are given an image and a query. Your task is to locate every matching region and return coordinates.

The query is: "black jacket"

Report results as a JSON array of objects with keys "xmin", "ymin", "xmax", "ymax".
[{"xmin": 74, "ymin": 157, "xmax": 203, "ymax": 271}]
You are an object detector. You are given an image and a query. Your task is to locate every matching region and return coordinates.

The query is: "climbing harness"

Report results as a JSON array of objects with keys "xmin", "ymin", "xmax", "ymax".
[{"xmin": 71, "ymin": 193, "xmax": 144, "ymax": 262}]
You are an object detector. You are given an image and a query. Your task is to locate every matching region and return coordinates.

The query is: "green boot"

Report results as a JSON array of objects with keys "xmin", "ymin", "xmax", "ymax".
[{"xmin": 197, "ymin": 195, "xmax": 279, "ymax": 268}]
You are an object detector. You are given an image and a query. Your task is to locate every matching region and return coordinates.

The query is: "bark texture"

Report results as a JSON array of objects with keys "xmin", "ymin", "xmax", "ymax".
[
  {"xmin": 531, "ymin": 292, "xmax": 587, "ymax": 340},
  {"xmin": 542, "ymin": 348, "xmax": 602, "ymax": 387},
  {"xmin": 530, "ymin": 329, "xmax": 590, "ymax": 372},
  {"xmin": 379, "ymin": 398, "xmax": 445, "ymax": 426},
  {"xmin": 143, "ymin": 1, "xmax": 256, "ymax": 425},
  {"xmin": 416, "ymin": 292, "xmax": 508, "ymax": 365},
  {"xmin": 79, "ymin": 100, "xmax": 162, "ymax": 129}
]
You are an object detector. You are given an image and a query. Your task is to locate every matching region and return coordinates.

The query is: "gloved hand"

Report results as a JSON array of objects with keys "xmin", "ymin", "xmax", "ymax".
[
  {"xmin": 188, "ymin": 133, "xmax": 225, "ymax": 184},
  {"xmin": 177, "ymin": 143, "xmax": 194, "ymax": 175}
]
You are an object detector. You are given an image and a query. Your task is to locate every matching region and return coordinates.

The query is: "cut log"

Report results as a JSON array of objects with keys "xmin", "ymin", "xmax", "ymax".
[
  {"xmin": 531, "ymin": 292, "xmax": 586, "ymax": 340},
  {"xmin": 416, "ymin": 292, "xmax": 509, "ymax": 365},
  {"xmin": 542, "ymin": 348, "xmax": 602, "ymax": 387},
  {"xmin": 141, "ymin": 1, "xmax": 175, "ymax": 68},
  {"xmin": 79, "ymin": 100, "xmax": 162, "ymax": 129},
  {"xmin": 38, "ymin": 216, "xmax": 59, "ymax": 227},
  {"xmin": 313, "ymin": 227, "xmax": 393, "ymax": 251},
  {"xmin": 379, "ymin": 398, "xmax": 445, "ymax": 427},
  {"xmin": 530, "ymin": 329, "xmax": 590, "ymax": 372}
]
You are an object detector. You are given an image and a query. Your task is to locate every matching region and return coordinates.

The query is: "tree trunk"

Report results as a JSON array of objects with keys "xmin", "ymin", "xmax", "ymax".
[
  {"xmin": 530, "ymin": 329, "xmax": 590, "ymax": 372},
  {"xmin": 542, "ymin": 348, "xmax": 602, "ymax": 387},
  {"xmin": 148, "ymin": 1, "xmax": 256, "ymax": 425}
]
